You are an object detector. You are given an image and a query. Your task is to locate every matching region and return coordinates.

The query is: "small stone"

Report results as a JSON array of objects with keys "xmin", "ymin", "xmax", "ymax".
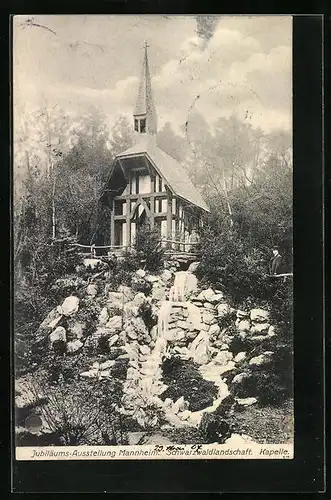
[
  {"xmin": 208, "ymin": 324, "xmax": 221, "ymax": 337},
  {"xmin": 188, "ymin": 261, "xmax": 200, "ymax": 273},
  {"xmin": 250, "ymin": 308, "xmax": 270, "ymax": 323},
  {"xmin": 86, "ymin": 284, "xmax": 98, "ymax": 296},
  {"xmin": 60, "ymin": 296, "xmax": 79, "ymax": 316},
  {"xmin": 214, "ymin": 350, "xmax": 233, "ymax": 365},
  {"xmin": 268, "ymin": 325, "xmax": 276, "ymax": 337},
  {"xmin": 80, "ymin": 369, "xmax": 98, "ymax": 378},
  {"xmin": 98, "ymin": 307, "xmax": 109, "ymax": 325},
  {"xmin": 250, "ymin": 323, "xmax": 270, "ymax": 334},
  {"xmin": 249, "ymin": 352, "xmax": 273, "ymax": 366},
  {"xmin": 67, "ymin": 339, "xmax": 83, "ymax": 353},
  {"xmin": 197, "ymin": 288, "xmax": 215, "ymax": 302},
  {"xmin": 234, "ymin": 352, "xmax": 246, "ymax": 363},
  {"xmin": 217, "ymin": 303, "xmax": 232, "ymax": 318},
  {"xmin": 99, "ymin": 360, "xmax": 116, "ymax": 370},
  {"xmin": 161, "ymin": 269, "xmax": 173, "ymax": 282},
  {"xmin": 127, "ymin": 328, "xmax": 138, "ymax": 340},
  {"xmin": 172, "ymin": 396, "xmax": 185, "ymax": 414},
  {"xmin": 108, "ymin": 334, "xmax": 119, "ymax": 347},
  {"xmin": 236, "ymin": 309, "xmax": 249, "ymax": 319},
  {"xmin": 202, "ymin": 311, "xmax": 217, "ymax": 325},
  {"xmin": 106, "ymin": 315, "xmax": 123, "ymax": 332},
  {"xmin": 232, "ymin": 372, "xmax": 249, "ymax": 384},
  {"xmin": 139, "ymin": 345, "xmax": 150, "ymax": 355},
  {"xmin": 209, "ymin": 293, "xmax": 224, "ymax": 304},
  {"xmin": 49, "ymin": 326, "xmax": 66, "ymax": 344},
  {"xmin": 203, "ymin": 302, "xmax": 215, "ymax": 310},
  {"xmin": 237, "ymin": 319, "xmax": 251, "ymax": 332},
  {"xmin": 107, "ymin": 292, "xmax": 125, "ymax": 311},
  {"xmin": 136, "ymin": 269, "xmax": 146, "ymax": 278},
  {"xmin": 236, "ymin": 397, "xmax": 258, "ymax": 406},
  {"xmin": 177, "ymin": 320, "xmax": 190, "ymax": 330},
  {"xmin": 146, "ymin": 274, "xmax": 160, "ymax": 283},
  {"xmin": 180, "ymin": 409, "xmax": 192, "ymax": 420}
]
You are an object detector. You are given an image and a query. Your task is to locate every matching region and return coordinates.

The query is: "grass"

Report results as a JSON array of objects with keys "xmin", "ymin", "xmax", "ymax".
[{"xmin": 230, "ymin": 398, "xmax": 294, "ymax": 444}]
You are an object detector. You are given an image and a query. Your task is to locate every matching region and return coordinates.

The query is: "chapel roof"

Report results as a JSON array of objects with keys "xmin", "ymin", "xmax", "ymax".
[{"xmin": 116, "ymin": 136, "xmax": 210, "ymax": 212}]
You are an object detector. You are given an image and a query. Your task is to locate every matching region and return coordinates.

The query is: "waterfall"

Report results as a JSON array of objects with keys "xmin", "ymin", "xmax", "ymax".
[
  {"xmin": 123, "ymin": 270, "xmax": 196, "ymax": 427},
  {"xmin": 169, "ymin": 271, "xmax": 188, "ymax": 302},
  {"xmin": 157, "ymin": 300, "xmax": 172, "ymax": 338}
]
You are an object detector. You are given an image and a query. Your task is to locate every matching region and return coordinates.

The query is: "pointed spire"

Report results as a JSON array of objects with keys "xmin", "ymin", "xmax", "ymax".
[{"xmin": 134, "ymin": 42, "xmax": 157, "ymax": 135}]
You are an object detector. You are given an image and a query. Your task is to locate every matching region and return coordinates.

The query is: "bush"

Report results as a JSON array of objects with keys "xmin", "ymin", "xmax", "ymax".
[
  {"xmin": 160, "ymin": 357, "xmax": 218, "ymax": 412},
  {"xmin": 135, "ymin": 225, "xmax": 165, "ymax": 273},
  {"xmin": 18, "ymin": 374, "xmax": 127, "ymax": 446}
]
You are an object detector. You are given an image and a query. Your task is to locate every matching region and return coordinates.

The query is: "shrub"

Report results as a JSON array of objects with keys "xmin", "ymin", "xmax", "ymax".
[
  {"xmin": 18, "ymin": 375, "xmax": 127, "ymax": 446},
  {"xmin": 160, "ymin": 357, "xmax": 218, "ymax": 412},
  {"xmin": 134, "ymin": 225, "xmax": 165, "ymax": 273}
]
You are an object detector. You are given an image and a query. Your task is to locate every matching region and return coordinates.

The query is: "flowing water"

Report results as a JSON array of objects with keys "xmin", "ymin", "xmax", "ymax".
[{"xmin": 123, "ymin": 270, "xmax": 224, "ymax": 427}]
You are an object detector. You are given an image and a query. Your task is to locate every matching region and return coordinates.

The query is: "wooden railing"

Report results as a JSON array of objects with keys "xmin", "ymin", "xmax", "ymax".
[{"xmin": 70, "ymin": 239, "xmax": 199, "ymax": 257}]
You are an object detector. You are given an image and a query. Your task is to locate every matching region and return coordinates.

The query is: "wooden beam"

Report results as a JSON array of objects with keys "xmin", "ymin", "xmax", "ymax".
[
  {"xmin": 114, "ymin": 211, "xmax": 169, "ymax": 220},
  {"xmin": 150, "ymin": 176, "xmax": 155, "ymax": 229},
  {"xmin": 114, "ymin": 191, "xmax": 168, "ymax": 201},
  {"xmin": 126, "ymin": 196, "xmax": 131, "ymax": 247},
  {"xmin": 167, "ymin": 192, "xmax": 172, "ymax": 244},
  {"xmin": 110, "ymin": 201, "xmax": 115, "ymax": 246}
]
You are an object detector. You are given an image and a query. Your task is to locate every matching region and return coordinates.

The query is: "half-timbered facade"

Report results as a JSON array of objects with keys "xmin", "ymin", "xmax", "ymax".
[{"xmin": 103, "ymin": 44, "xmax": 210, "ymax": 251}]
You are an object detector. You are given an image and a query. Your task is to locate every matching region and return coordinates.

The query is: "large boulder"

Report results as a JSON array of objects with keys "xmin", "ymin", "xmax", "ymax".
[{"xmin": 59, "ymin": 296, "xmax": 79, "ymax": 317}]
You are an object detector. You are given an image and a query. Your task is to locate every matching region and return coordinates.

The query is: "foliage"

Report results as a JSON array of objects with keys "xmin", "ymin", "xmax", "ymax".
[
  {"xmin": 18, "ymin": 373, "xmax": 127, "ymax": 446},
  {"xmin": 134, "ymin": 224, "xmax": 165, "ymax": 273},
  {"xmin": 160, "ymin": 357, "xmax": 218, "ymax": 412}
]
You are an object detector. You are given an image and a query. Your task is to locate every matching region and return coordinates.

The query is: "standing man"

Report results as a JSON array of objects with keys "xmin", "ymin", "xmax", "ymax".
[
  {"xmin": 269, "ymin": 247, "xmax": 282, "ymax": 275},
  {"xmin": 189, "ymin": 229, "xmax": 200, "ymax": 253}
]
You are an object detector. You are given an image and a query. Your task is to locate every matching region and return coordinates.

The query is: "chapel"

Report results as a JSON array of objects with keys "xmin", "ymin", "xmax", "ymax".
[{"xmin": 102, "ymin": 44, "xmax": 210, "ymax": 251}]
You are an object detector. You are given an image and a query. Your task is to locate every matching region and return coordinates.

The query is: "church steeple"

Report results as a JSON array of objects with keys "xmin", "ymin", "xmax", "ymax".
[{"xmin": 133, "ymin": 42, "xmax": 157, "ymax": 136}]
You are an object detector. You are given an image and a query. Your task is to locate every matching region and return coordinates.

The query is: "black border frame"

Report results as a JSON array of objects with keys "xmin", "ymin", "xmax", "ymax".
[{"xmin": 1, "ymin": 7, "xmax": 325, "ymax": 494}]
